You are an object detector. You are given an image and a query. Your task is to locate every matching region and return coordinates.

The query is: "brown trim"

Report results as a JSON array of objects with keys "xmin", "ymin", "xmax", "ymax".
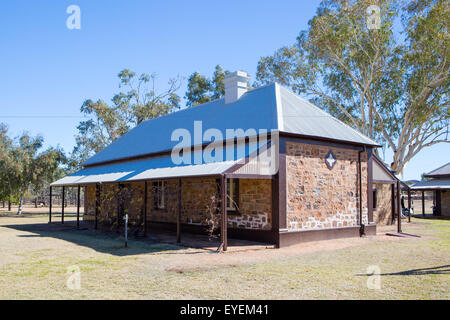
[
  {"xmin": 271, "ymin": 173, "xmax": 280, "ymax": 248},
  {"xmin": 391, "ymin": 184, "xmax": 396, "ymax": 224},
  {"xmin": 279, "ymin": 224, "xmax": 377, "ymax": 247},
  {"xmin": 278, "ymin": 138, "xmax": 287, "ymax": 229},
  {"xmin": 143, "ymin": 181, "xmax": 148, "ymax": 236},
  {"xmin": 422, "ymin": 191, "xmax": 425, "ymax": 216},
  {"xmin": 48, "ymin": 186, "xmax": 52, "ymax": 223},
  {"xmin": 373, "ymin": 180, "xmax": 396, "ymax": 184},
  {"xmin": 95, "ymin": 183, "xmax": 100, "ymax": 230},
  {"xmin": 397, "ymin": 181, "xmax": 402, "ymax": 233},
  {"xmin": 436, "ymin": 190, "xmax": 442, "ymax": 216},
  {"xmin": 225, "ymin": 174, "xmax": 274, "ymax": 180},
  {"xmin": 177, "ymin": 178, "xmax": 181, "ymax": 243},
  {"xmin": 61, "ymin": 186, "xmax": 65, "ymax": 224},
  {"xmin": 76, "ymin": 185, "xmax": 81, "ymax": 229},
  {"xmin": 367, "ymin": 148, "xmax": 374, "ymax": 223},
  {"xmin": 408, "ymin": 189, "xmax": 411, "ymax": 223},
  {"xmin": 279, "ymin": 131, "xmax": 380, "ymax": 149},
  {"xmin": 221, "ymin": 175, "xmax": 228, "ymax": 251}
]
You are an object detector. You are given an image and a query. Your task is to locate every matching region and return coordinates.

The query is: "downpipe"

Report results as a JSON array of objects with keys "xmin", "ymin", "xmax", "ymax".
[{"xmin": 358, "ymin": 148, "xmax": 366, "ymax": 237}]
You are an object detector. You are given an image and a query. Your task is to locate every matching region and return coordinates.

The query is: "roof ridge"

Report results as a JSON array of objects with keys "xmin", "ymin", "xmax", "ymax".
[
  {"xmin": 275, "ymin": 83, "xmax": 379, "ymax": 146},
  {"xmin": 425, "ymin": 161, "xmax": 450, "ymax": 176}
]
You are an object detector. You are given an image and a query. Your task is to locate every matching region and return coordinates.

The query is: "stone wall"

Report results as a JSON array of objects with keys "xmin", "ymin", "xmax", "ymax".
[
  {"xmin": 228, "ymin": 179, "xmax": 272, "ymax": 230},
  {"xmin": 83, "ymin": 185, "xmax": 95, "ymax": 221},
  {"xmin": 286, "ymin": 142, "xmax": 368, "ymax": 230},
  {"xmin": 83, "ymin": 178, "xmax": 272, "ymax": 230},
  {"xmin": 441, "ymin": 190, "xmax": 450, "ymax": 216},
  {"xmin": 373, "ymin": 183, "xmax": 393, "ymax": 225}
]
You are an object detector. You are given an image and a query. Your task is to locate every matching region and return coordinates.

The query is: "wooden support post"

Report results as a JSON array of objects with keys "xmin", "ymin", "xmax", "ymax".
[
  {"xmin": 422, "ymin": 191, "xmax": 425, "ymax": 216},
  {"xmin": 397, "ymin": 181, "xmax": 401, "ymax": 233},
  {"xmin": 61, "ymin": 186, "xmax": 65, "ymax": 224},
  {"xmin": 407, "ymin": 189, "xmax": 411, "ymax": 223},
  {"xmin": 76, "ymin": 185, "xmax": 81, "ymax": 229},
  {"xmin": 391, "ymin": 184, "xmax": 395, "ymax": 224},
  {"xmin": 95, "ymin": 184, "xmax": 100, "ymax": 230},
  {"xmin": 8, "ymin": 201, "xmax": 11, "ymax": 211},
  {"xmin": 177, "ymin": 178, "xmax": 181, "ymax": 244},
  {"xmin": 49, "ymin": 186, "xmax": 52, "ymax": 223},
  {"xmin": 143, "ymin": 181, "xmax": 148, "ymax": 237},
  {"xmin": 221, "ymin": 175, "xmax": 228, "ymax": 252}
]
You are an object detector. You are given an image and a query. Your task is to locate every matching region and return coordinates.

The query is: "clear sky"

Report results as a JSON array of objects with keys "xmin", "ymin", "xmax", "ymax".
[{"xmin": 1, "ymin": 0, "xmax": 448, "ymax": 180}]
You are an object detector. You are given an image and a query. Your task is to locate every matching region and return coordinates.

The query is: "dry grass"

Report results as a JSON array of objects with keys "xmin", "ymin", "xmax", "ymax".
[{"xmin": 0, "ymin": 209, "xmax": 449, "ymax": 299}]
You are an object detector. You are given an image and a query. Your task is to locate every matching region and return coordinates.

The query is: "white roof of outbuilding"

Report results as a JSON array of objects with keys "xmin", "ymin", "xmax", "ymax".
[
  {"xmin": 82, "ymin": 83, "xmax": 379, "ymax": 167},
  {"xmin": 410, "ymin": 179, "xmax": 450, "ymax": 190}
]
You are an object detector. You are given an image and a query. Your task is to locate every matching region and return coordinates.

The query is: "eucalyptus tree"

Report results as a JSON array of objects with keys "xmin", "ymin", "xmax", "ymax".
[
  {"xmin": 9, "ymin": 133, "xmax": 65, "ymax": 215},
  {"xmin": 185, "ymin": 65, "xmax": 228, "ymax": 107},
  {"xmin": 255, "ymin": 0, "xmax": 449, "ymax": 174},
  {"xmin": 70, "ymin": 69, "xmax": 182, "ymax": 170}
]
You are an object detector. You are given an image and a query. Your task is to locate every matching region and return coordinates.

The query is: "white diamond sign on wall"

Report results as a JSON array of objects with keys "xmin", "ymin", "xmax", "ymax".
[{"xmin": 325, "ymin": 150, "xmax": 337, "ymax": 170}]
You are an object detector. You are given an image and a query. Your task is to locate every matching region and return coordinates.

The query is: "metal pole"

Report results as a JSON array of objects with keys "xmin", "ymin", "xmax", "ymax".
[
  {"xmin": 408, "ymin": 189, "xmax": 411, "ymax": 223},
  {"xmin": 76, "ymin": 185, "xmax": 80, "ymax": 229},
  {"xmin": 124, "ymin": 213, "xmax": 128, "ymax": 248},
  {"xmin": 143, "ymin": 181, "xmax": 147, "ymax": 237},
  {"xmin": 221, "ymin": 175, "xmax": 228, "ymax": 252},
  {"xmin": 397, "ymin": 181, "xmax": 402, "ymax": 233},
  {"xmin": 49, "ymin": 186, "xmax": 52, "ymax": 223},
  {"xmin": 95, "ymin": 184, "xmax": 99, "ymax": 230},
  {"xmin": 61, "ymin": 186, "xmax": 65, "ymax": 224},
  {"xmin": 422, "ymin": 191, "xmax": 425, "ymax": 216},
  {"xmin": 177, "ymin": 178, "xmax": 181, "ymax": 244}
]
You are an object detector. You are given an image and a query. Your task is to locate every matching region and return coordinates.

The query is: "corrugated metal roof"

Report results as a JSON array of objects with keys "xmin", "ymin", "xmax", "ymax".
[
  {"xmin": 410, "ymin": 179, "xmax": 450, "ymax": 190},
  {"xmin": 83, "ymin": 83, "xmax": 378, "ymax": 167},
  {"xmin": 51, "ymin": 155, "xmax": 237, "ymax": 186},
  {"xmin": 424, "ymin": 162, "xmax": 450, "ymax": 177},
  {"xmin": 51, "ymin": 141, "xmax": 264, "ymax": 186}
]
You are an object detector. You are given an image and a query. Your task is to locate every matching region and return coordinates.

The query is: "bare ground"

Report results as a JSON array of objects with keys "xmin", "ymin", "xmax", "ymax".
[{"xmin": 0, "ymin": 208, "xmax": 448, "ymax": 299}]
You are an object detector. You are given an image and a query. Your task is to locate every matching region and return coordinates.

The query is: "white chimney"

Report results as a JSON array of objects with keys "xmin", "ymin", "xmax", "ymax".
[{"xmin": 224, "ymin": 71, "xmax": 249, "ymax": 104}]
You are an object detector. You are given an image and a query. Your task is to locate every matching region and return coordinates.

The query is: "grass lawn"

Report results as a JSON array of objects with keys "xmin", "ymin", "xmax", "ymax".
[{"xmin": 0, "ymin": 209, "xmax": 448, "ymax": 299}]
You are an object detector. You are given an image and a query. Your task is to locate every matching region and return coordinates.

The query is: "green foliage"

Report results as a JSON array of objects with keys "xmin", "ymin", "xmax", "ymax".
[
  {"xmin": 70, "ymin": 70, "xmax": 182, "ymax": 170},
  {"xmin": 0, "ymin": 124, "xmax": 66, "ymax": 213},
  {"xmin": 255, "ymin": 0, "xmax": 449, "ymax": 173},
  {"xmin": 185, "ymin": 65, "xmax": 228, "ymax": 107}
]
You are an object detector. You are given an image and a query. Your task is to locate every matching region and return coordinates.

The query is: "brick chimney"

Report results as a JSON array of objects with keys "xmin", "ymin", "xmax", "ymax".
[{"xmin": 224, "ymin": 71, "xmax": 249, "ymax": 104}]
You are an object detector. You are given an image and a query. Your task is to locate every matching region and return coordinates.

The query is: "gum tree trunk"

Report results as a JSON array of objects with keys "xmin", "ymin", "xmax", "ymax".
[{"xmin": 17, "ymin": 189, "xmax": 25, "ymax": 215}]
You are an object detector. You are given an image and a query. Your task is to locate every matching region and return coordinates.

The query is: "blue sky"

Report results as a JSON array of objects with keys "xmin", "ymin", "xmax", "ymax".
[{"xmin": 0, "ymin": 0, "xmax": 448, "ymax": 180}]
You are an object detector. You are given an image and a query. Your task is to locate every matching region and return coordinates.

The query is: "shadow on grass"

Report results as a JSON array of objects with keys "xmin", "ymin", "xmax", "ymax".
[
  {"xmin": 2, "ymin": 221, "xmax": 209, "ymax": 257},
  {"xmin": 358, "ymin": 265, "xmax": 450, "ymax": 276}
]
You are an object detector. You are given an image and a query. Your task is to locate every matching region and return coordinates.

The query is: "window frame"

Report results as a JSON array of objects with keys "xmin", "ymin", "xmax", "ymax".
[
  {"xmin": 152, "ymin": 180, "xmax": 167, "ymax": 211},
  {"xmin": 226, "ymin": 178, "xmax": 240, "ymax": 214}
]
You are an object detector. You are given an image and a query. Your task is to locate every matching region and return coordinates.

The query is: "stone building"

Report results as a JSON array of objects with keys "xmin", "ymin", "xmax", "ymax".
[
  {"xmin": 411, "ymin": 162, "xmax": 450, "ymax": 217},
  {"xmin": 51, "ymin": 71, "xmax": 382, "ymax": 249}
]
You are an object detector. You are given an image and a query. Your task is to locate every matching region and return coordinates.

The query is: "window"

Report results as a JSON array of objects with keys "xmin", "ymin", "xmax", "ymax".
[
  {"xmin": 153, "ymin": 181, "xmax": 166, "ymax": 210},
  {"xmin": 227, "ymin": 178, "xmax": 239, "ymax": 212},
  {"xmin": 373, "ymin": 189, "xmax": 378, "ymax": 210}
]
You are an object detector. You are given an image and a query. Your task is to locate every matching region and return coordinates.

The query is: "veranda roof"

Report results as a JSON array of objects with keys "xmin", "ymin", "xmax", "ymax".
[
  {"xmin": 51, "ymin": 141, "xmax": 269, "ymax": 187},
  {"xmin": 410, "ymin": 179, "xmax": 450, "ymax": 190}
]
